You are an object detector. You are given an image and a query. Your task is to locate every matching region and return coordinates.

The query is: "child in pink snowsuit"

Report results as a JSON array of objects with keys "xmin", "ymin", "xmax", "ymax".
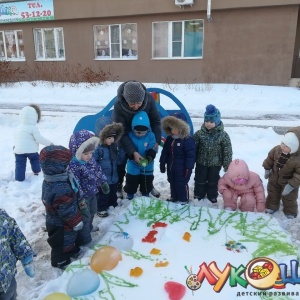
[{"xmin": 218, "ymin": 159, "xmax": 265, "ymax": 212}]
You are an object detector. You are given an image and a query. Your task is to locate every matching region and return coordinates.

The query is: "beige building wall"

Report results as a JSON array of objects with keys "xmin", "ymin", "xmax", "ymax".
[{"xmin": 0, "ymin": 0, "xmax": 299, "ymax": 85}]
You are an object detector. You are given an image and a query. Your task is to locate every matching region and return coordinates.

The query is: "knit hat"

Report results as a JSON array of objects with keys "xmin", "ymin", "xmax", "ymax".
[
  {"xmin": 40, "ymin": 145, "xmax": 72, "ymax": 175},
  {"xmin": 123, "ymin": 81, "xmax": 145, "ymax": 104},
  {"xmin": 107, "ymin": 129, "xmax": 117, "ymax": 138},
  {"xmin": 282, "ymin": 132, "xmax": 299, "ymax": 154},
  {"xmin": 172, "ymin": 112, "xmax": 187, "ymax": 123},
  {"xmin": 94, "ymin": 116, "xmax": 113, "ymax": 136},
  {"xmin": 97, "ymin": 119, "xmax": 123, "ymax": 144},
  {"xmin": 204, "ymin": 104, "xmax": 221, "ymax": 126}
]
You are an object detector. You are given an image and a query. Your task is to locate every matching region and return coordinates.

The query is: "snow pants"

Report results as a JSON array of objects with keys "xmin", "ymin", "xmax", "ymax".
[
  {"xmin": 0, "ymin": 278, "xmax": 17, "ymax": 300},
  {"xmin": 222, "ymin": 189, "xmax": 256, "ymax": 212},
  {"xmin": 266, "ymin": 180, "xmax": 298, "ymax": 217},
  {"xmin": 15, "ymin": 152, "xmax": 41, "ymax": 181},
  {"xmin": 97, "ymin": 183, "xmax": 118, "ymax": 211},
  {"xmin": 194, "ymin": 165, "xmax": 221, "ymax": 201},
  {"xmin": 76, "ymin": 196, "xmax": 97, "ymax": 246},
  {"xmin": 124, "ymin": 174, "xmax": 154, "ymax": 196},
  {"xmin": 167, "ymin": 171, "xmax": 191, "ymax": 203},
  {"xmin": 46, "ymin": 223, "xmax": 79, "ymax": 268}
]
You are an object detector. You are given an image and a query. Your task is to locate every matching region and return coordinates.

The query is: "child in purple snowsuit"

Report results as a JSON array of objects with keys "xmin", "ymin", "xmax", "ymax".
[{"xmin": 69, "ymin": 130, "xmax": 109, "ymax": 246}]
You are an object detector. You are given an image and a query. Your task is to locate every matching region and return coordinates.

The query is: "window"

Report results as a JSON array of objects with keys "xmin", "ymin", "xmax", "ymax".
[
  {"xmin": 0, "ymin": 30, "xmax": 25, "ymax": 61},
  {"xmin": 33, "ymin": 28, "xmax": 65, "ymax": 60},
  {"xmin": 152, "ymin": 19, "xmax": 203, "ymax": 59},
  {"xmin": 94, "ymin": 23, "xmax": 137, "ymax": 60}
]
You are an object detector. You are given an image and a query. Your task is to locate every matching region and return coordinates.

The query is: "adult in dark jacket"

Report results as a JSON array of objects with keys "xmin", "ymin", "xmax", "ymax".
[
  {"xmin": 112, "ymin": 80, "xmax": 161, "ymax": 198},
  {"xmin": 160, "ymin": 112, "xmax": 196, "ymax": 204}
]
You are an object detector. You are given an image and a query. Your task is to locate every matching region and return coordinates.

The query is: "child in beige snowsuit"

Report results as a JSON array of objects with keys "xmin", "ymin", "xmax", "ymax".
[
  {"xmin": 263, "ymin": 126, "xmax": 300, "ymax": 219},
  {"xmin": 218, "ymin": 159, "xmax": 265, "ymax": 212}
]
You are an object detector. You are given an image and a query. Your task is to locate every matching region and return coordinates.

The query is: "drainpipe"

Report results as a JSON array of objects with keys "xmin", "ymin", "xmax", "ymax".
[{"xmin": 207, "ymin": 0, "xmax": 213, "ymax": 22}]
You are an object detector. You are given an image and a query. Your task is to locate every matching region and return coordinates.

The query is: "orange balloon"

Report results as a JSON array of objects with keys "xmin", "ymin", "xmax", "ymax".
[{"xmin": 90, "ymin": 246, "xmax": 122, "ymax": 273}]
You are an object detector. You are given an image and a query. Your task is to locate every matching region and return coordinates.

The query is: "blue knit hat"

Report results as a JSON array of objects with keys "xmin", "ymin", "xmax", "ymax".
[
  {"xmin": 204, "ymin": 104, "xmax": 221, "ymax": 126},
  {"xmin": 172, "ymin": 112, "xmax": 187, "ymax": 123},
  {"xmin": 94, "ymin": 116, "xmax": 113, "ymax": 136}
]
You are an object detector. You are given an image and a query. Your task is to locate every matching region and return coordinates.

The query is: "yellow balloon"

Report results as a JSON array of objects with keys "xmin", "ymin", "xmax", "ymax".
[
  {"xmin": 43, "ymin": 292, "xmax": 71, "ymax": 300},
  {"xmin": 90, "ymin": 245, "xmax": 122, "ymax": 273}
]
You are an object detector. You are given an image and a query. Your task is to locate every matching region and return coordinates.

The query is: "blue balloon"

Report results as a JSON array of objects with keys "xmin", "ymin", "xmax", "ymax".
[{"xmin": 66, "ymin": 269, "xmax": 100, "ymax": 297}]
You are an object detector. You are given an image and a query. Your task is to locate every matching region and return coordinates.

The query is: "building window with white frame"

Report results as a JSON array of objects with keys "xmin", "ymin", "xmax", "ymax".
[
  {"xmin": 33, "ymin": 28, "xmax": 65, "ymax": 60},
  {"xmin": 152, "ymin": 19, "xmax": 203, "ymax": 59},
  {"xmin": 0, "ymin": 30, "xmax": 25, "ymax": 61},
  {"xmin": 94, "ymin": 23, "xmax": 137, "ymax": 60}
]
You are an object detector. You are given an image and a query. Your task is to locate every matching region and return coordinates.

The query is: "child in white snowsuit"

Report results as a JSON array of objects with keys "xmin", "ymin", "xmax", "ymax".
[{"xmin": 13, "ymin": 104, "xmax": 52, "ymax": 181}]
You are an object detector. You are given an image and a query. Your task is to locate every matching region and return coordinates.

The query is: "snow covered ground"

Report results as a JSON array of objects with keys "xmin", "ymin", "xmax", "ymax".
[{"xmin": 0, "ymin": 81, "xmax": 300, "ymax": 299}]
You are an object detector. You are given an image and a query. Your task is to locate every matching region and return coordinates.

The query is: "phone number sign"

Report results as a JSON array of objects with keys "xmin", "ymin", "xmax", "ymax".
[{"xmin": 0, "ymin": 0, "xmax": 54, "ymax": 23}]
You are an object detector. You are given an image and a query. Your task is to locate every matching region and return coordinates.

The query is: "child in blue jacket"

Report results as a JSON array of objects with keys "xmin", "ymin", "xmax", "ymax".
[
  {"xmin": 160, "ymin": 112, "xmax": 196, "ymax": 204},
  {"xmin": 93, "ymin": 117, "xmax": 124, "ymax": 217},
  {"xmin": 124, "ymin": 111, "xmax": 157, "ymax": 199},
  {"xmin": 0, "ymin": 209, "xmax": 35, "ymax": 299}
]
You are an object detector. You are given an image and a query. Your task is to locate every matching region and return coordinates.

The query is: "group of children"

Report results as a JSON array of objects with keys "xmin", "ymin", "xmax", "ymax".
[
  {"xmin": 160, "ymin": 103, "xmax": 300, "ymax": 221},
  {"xmin": 3, "ymin": 97, "xmax": 300, "ymax": 298}
]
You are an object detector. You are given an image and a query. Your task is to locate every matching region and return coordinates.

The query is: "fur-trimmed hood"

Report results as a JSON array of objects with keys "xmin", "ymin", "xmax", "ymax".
[
  {"xmin": 69, "ymin": 130, "xmax": 99, "ymax": 160},
  {"xmin": 162, "ymin": 115, "xmax": 190, "ymax": 139},
  {"xmin": 19, "ymin": 104, "xmax": 41, "ymax": 125},
  {"xmin": 95, "ymin": 116, "xmax": 124, "ymax": 144},
  {"xmin": 99, "ymin": 122, "xmax": 124, "ymax": 144}
]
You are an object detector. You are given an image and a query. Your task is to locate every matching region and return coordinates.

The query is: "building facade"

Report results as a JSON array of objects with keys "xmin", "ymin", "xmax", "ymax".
[{"xmin": 0, "ymin": 0, "xmax": 300, "ymax": 85}]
